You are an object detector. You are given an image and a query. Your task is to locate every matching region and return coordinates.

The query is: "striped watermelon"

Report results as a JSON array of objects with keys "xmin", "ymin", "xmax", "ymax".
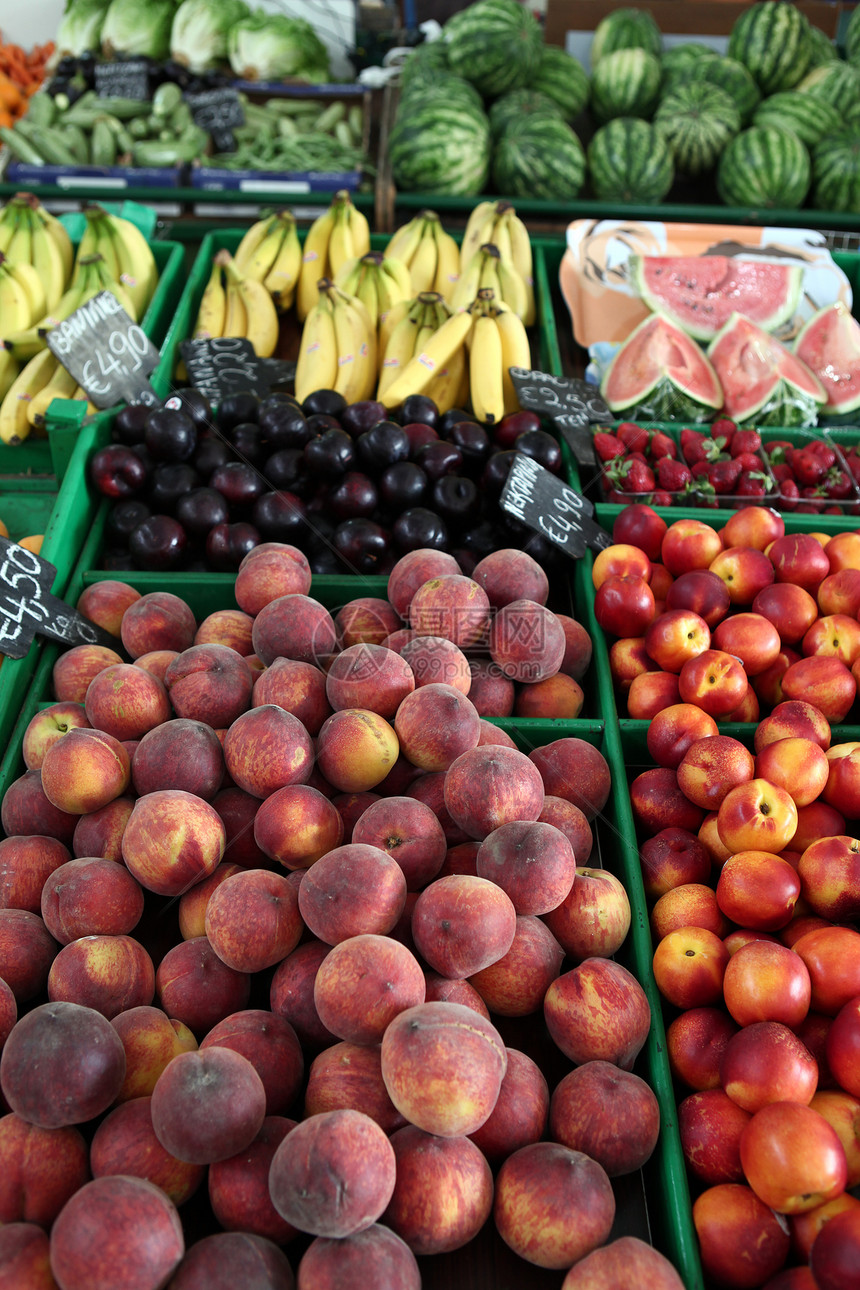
[
  {"xmin": 389, "ymin": 101, "xmax": 491, "ymax": 197},
  {"xmin": 717, "ymin": 125, "xmax": 811, "ymax": 210},
  {"xmin": 728, "ymin": 1, "xmax": 812, "ymax": 94},
  {"xmin": 488, "ymin": 90, "xmax": 561, "ymax": 138},
  {"xmin": 796, "ymin": 62, "xmax": 860, "ymax": 112},
  {"xmin": 846, "ymin": 4, "xmax": 860, "ymax": 67},
  {"xmin": 587, "ymin": 118, "xmax": 674, "ymax": 203},
  {"xmin": 444, "ymin": 0, "xmax": 543, "ymax": 99},
  {"xmin": 399, "ymin": 76, "xmax": 484, "ymax": 114},
  {"xmin": 752, "ymin": 92, "xmax": 842, "ymax": 149},
  {"xmin": 661, "ymin": 42, "xmax": 719, "ymax": 85},
  {"xmin": 532, "ymin": 46, "xmax": 590, "ymax": 121},
  {"xmin": 590, "ymin": 7, "xmax": 662, "ymax": 66},
  {"xmin": 492, "ymin": 115, "xmax": 586, "ymax": 201},
  {"xmin": 697, "ymin": 57, "xmax": 761, "ymax": 124},
  {"xmin": 399, "ymin": 41, "xmax": 451, "ymax": 93},
  {"xmin": 590, "ymin": 48, "xmax": 662, "ymax": 124},
  {"xmin": 813, "ymin": 131, "xmax": 860, "ymax": 213},
  {"xmin": 806, "ymin": 25, "xmax": 839, "ymax": 67},
  {"xmin": 654, "ymin": 83, "xmax": 741, "ymax": 176}
]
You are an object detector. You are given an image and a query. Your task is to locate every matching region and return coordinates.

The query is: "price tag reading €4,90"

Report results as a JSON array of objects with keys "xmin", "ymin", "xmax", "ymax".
[
  {"xmin": 46, "ymin": 291, "xmax": 161, "ymax": 409},
  {"xmin": 510, "ymin": 367, "xmax": 613, "ymax": 469},
  {"xmin": 0, "ymin": 537, "xmax": 119, "ymax": 660},
  {"xmin": 500, "ymin": 454, "xmax": 612, "ymax": 560}
]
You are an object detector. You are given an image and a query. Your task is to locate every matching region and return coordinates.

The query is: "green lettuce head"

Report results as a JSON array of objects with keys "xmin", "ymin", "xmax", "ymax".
[
  {"xmin": 170, "ymin": 0, "xmax": 251, "ymax": 73},
  {"xmin": 101, "ymin": 0, "xmax": 179, "ymax": 60},
  {"xmin": 228, "ymin": 11, "xmax": 330, "ymax": 83},
  {"xmin": 56, "ymin": 0, "xmax": 112, "ymax": 57}
]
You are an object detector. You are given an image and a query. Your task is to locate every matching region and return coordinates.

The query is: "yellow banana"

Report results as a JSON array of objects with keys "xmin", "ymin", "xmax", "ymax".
[
  {"xmin": 377, "ymin": 297, "xmax": 411, "ymax": 367},
  {"xmin": 0, "ymin": 258, "xmax": 36, "ymax": 333},
  {"xmin": 493, "ymin": 300, "xmax": 532, "ymax": 414},
  {"xmin": 28, "ymin": 215, "xmax": 66, "ymax": 314},
  {"xmin": 478, "ymin": 244, "xmax": 504, "ymax": 296},
  {"xmin": 295, "ymin": 286, "xmax": 338, "ymax": 404},
  {"xmin": 242, "ymin": 217, "xmax": 288, "ymax": 284},
  {"xmin": 0, "ymin": 348, "xmax": 59, "ymax": 445},
  {"xmin": 262, "ymin": 216, "xmax": 302, "ymax": 311},
  {"xmin": 356, "ymin": 268, "xmax": 379, "ymax": 333},
  {"xmin": 377, "ymin": 297, "xmax": 424, "ymax": 400},
  {"xmin": 31, "ymin": 204, "xmax": 74, "ymax": 289},
  {"xmin": 296, "ymin": 202, "xmax": 337, "ymax": 322},
  {"xmin": 230, "ymin": 262, "xmax": 279, "ymax": 357},
  {"xmin": 3, "ymin": 263, "xmax": 93, "ymax": 357},
  {"xmin": 87, "ymin": 254, "xmax": 138, "ymax": 321},
  {"xmin": 408, "ymin": 219, "xmax": 440, "ymax": 295},
  {"xmin": 102, "ymin": 214, "xmax": 158, "ymax": 320},
  {"xmin": 233, "ymin": 213, "xmax": 281, "ymax": 277},
  {"xmin": 380, "ymin": 308, "xmax": 475, "ymax": 409},
  {"xmin": 497, "ymin": 256, "xmax": 529, "ymax": 321},
  {"xmin": 459, "ymin": 200, "xmax": 499, "ymax": 272},
  {"xmin": 0, "ymin": 203, "xmax": 19, "ymax": 256},
  {"xmin": 334, "ymin": 255, "xmax": 362, "ymax": 296},
  {"xmin": 327, "ymin": 200, "xmax": 355, "ymax": 280},
  {"xmin": 222, "ymin": 280, "xmax": 247, "ymax": 340},
  {"xmin": 450, "ymin": 245, "xmax": 485, "ymax": 313},
  {"xmin": 378, "ymin": 254, "xmax": 413, "ymax": 299},
  {"xmin": 425, "ymin": 340, "xmax": 468, "ymax": 416},
  {"xmin": 329, "ymin": 284, "xmax": 377, "ymax": 404},
  {"xmin": 432, "ymin": 221, "xmax": 461, "ymax": 305},
  {"xmin": 0, "ymin": 345, "xmax": 20, "ymax": 401},
  {"xmin": 384, "ymin": 214, "xmax": 425, "ymax": 268},
  {"xmin": 193, "ymin": 259, "xmax": 226, "ymax": 340},
  {"xmin": 503, "ymin": 206, "xmax": 535, "ymax": 326},
  {"xmin": 27, "ymin": 361, "xmax": 78, "ymax": 429},
  {"xmin": 345, "ymin": 199, "xmax": 371, "ymax": 259},
  {"xmin": 4, "ymin": 209, "xmax": 32, "ymax": 269},
  {"xmin": 8, "ymin": 260, "xmax": 47, "ymax": 326},
  {"xmin": 469, "ymin": 311, "xmax": 505, "ymax": 426},
  {"xmin": 88, "ymin": 212, "xmax": 121, "ymax": 281}
]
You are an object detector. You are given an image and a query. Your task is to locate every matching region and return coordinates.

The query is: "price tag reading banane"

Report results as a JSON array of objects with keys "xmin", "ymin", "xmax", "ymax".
[
  {"xmin": 46, "ymin": 291, "xmax": 161, "ymax": 408},
  {"xmin": 0, "ymin": 537, "xmax": 119, "ymax": 660}
]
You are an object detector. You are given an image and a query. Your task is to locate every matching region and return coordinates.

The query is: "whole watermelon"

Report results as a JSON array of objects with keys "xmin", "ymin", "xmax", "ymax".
[
  {"xmin": 717, "ymin": 125, "xmax": 811, "ymax": 209},
  {"xmin": 389, "ymin": 100, "xmax": 491, "ymax": 197},
  {"xmin": 846, "ymin": 4, "xmax": 860, "ymax": 67},
  {"xmin": 661, "ymin": 42, "xmax": 718, "ymax": 87},
  {"xmin": 399, "ymin": 40, "xmax": 451, "ymax": 94},
  {"xmin": 588, "ymin": 117, "xmax": 674, "ymax": 203},
  {"xmin": 753, "ymin": 92, "xmax": 842, "ymax": 149},
  {"xmin": 590, "ymin": 47, "xmax": 662, "ymax": 123},
  {"xmin": 590, "ymin": 7, "xmax": 662, "ymax": 65},
  {"xmin": 796, "ymin": 62, "xmax": 860, "ymax": 112},
  {"xmin": 806, "ymin": 24, "xmax": 838, "ymax": 67},
  {"xmin": 444, "ymin": 0, "xmax": 543, "ymax": 99},
  {"xmin": 533, "ymin": 46, "xmax": 590, "ymax": 121},
  {"xmin": 654, "ymin": 82, "xmax": 741, "ymax": 176},
  {"xmin": 492, "ymin": 115, "xmax": 586, "ymax": 200},
  {"xmin": 728, "ymin": 1, "xmax": 812, "ymax": 94},
  {"xmin": 696, "ymin": 57, "xmax": 761, "ymax": 124},
  {"xmin": 399, "ymin": 75, "xmax": 484, "ymax": 114},
  {"xmin": 813, "ymin": 132, "xmax": 860, "ymax": 212},
  {"xmin": 488, "ymin": 90, "xmax": 561, "ymax": 138}
]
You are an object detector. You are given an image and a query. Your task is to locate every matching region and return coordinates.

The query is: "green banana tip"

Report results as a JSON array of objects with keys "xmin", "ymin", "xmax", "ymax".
[{"xmin": 479, "ymin": 244, "xmax": 501, "ymax": 259}]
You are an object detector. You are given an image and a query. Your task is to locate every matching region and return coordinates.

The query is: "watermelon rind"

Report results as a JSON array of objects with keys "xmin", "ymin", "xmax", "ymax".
[
  {"xmin": 587, "ymin": 117, "xmax": 674, "ymax": 204},
  {"xmin": 630, "ymin": 256, "xmax": 804, "ymax": 341},
  {"xmin": 591, "ymin": 7, "xmax": 662, "ymax": 66},
  {"xmin": 444, "ymin": 0, "xmax": 543, "ymax": 100},
  {"xmin": 752, "ymin": 92, "xmax": 842, "ymax": 149},
  {"xmin": 728, "ymin": 1, "xmax": 812, "ymax": 95},
  {"xmin": 794, "ymin": 302, "xmax": 860, "ymax": 417},
  {"xmin": 601, "ymin": 312, "xmax": 723, "ymax": 424},
  {"xmin": 399, "ymin": 75, "xmax": 484, "ymax": 115},
  {"xmin": 717, "ymin": 126, "xmax": 811, "ymax": 210},
  {"xmin": 661, "ymin": 42, "xmax": 719, "ymax": 85},
  {"xmin": 813, "ymin": 131, "xmax": 860, "ymax": 214},
  {"xmin": 532, "ymin": 46, "xmax": 590, "ymax": 122},
  {"xmin": 492, "ymin": 115, "xmax": 586, "ymax": 201},
  {"xmin": 653, "ymin": 82, "xmax": 741, "ymax": 177},
  {"xmin": 590, "ymin": 48, "xmax": 662, "ymax": 124},
  {"xmin": 707, "ymin": 311, "xmax": 825, "ymax": 426},
  {"xmin": 389, "ymin": 101, "xmax": 491, "ymax": 197}
]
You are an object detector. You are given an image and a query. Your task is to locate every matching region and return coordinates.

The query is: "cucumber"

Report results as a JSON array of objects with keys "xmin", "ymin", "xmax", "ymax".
[
  {"xmin": 0, "ymin": 125, "xmax": 46, "ymax": 166},
  {"xmin": 15, "ymin": 121, "xmax": 79, "ymax": 166},
  {"xmin": 152, "ymin": 83, "xmax": 183, "ymax": 117},
  {"xmin": 131, "ymin": 135, "xmax": 204, "ymax": 167},
  {"xmin": 60, "ymin": 123, "xmax": 89, "ymax": 164},
  {"xmin": 89, "ymin": 97, "xmax": 151, "ymax": 120},
  {"xmin": 90, "ymin": 119, "xmax": 117, "ymax": 167},
  {"xmin": 24, "ymin": 93, "xmax": 56, "ymax": 129}
]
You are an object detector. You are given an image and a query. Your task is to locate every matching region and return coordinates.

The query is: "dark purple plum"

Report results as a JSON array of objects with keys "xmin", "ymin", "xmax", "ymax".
[
  {"xmin": 515, "ymin": 428, "xmax": 563, "ymax": 474},
  {"xmin": 379, "ymin": 461, "xmax": 427, "ymax": 511},
  {"xmin": 481, "ymin": 450, "xmax": 517, "ymax": 494},
  {"xmin": 129, "ymin": 515, "xmax": 188, "ymax": 570},
  {"xmin": 169, "ymin": 388, "xmax": 212, "ymax": 429},
  {"xmin": 302, "ymin": 389, "xmax": 347, "ymax": 419},
  {"xmin": 175, "ymin": 487, "xmax": 230, "ymax": 537},
  {"xmin": 147, "ymin": 463, "xmax": 201, "ymax": 513},
  {"xmin": 327, "ymin": 472, "xmax": 378, "ymax": 520},
  {"xmin": 431, "ymin": 475, "xmax": 479, "ymax": 529},
  {"xmin": 438, "ymin": 408, "xmax": 475, "ymax": 436},
  {"xmin": 306, "ymin": 413, "xmax": 342, "ymax": 436},
  {"xmin": 144, "ymin": 409, "xmax": 197, "ymax": 462},
  {"xmin": 309, "ymin": 548, "xmax": 343, "ymax": 575},
  {"xmin": 303, "ymin": 428, "xmax": 356, "ymax": 478},
  {"xmin": 111, "ymin": 404, "xmax": 150, "ymax": 446},
  {"xmin": 252, "ymin": 491, "xmax": 309, "ymax": 542},
  {"xmin": 447, "ymin": 420, "xmax": 491, "ymax": 473},
  {"xmin": 403, "ymin": 423, "xmax": 439, "ymax": 458},
  {"xmin": 193, "ymin": 435, "xmax": 233, "ymax": 477},
  {"xmin": 416, "ymin": 440, "xmax": 464, "ymax": 481},
  {"xmin": 333, "ymin": 518, "xmax": 389, "ymax": 573},
  {"xmin": 392, "ymin": 507, "xmax": 448, "ymax": 552},
  {"xmin": 107, "ymin": 499, "xmax": 152, "ymax": 541},
  {"xmin": 209, "ymin": 461, "xmax": 267, "ymax": 507},
  {"xmin": 494, "ymin": 410, "xmax": 541, "ymax": 449},
  {"xmin": 462, "ymin": 519, "xmax": 506, "ymax": 560},
  {"xmin": 356, "ymin": 421, "xmax": 409, "ymax": 472},
  {"xmin": 206, "ymin": 522, "xmax": 260, "ymax": 570},
  {"xmin": 398, "ymin": 394, "xmax": 438, "ymax": 428},
  {"xmin": 215, "ymin": 392, "xmax": 258, "ymax": 431},
  {"xmin": 258, "ymin": 402, "xmax": 312, "ymax": 450},
  {"xmin": 340, "ymin": 399, "xmax": 387, "ymax": 436},
  {"xmin": 89, "ymin": 445, "xmax": 148, "ymax": 498},
  {"xmin": 229, "ymin": 422, "xmax": 266, "ymax": 466},
  {"xmin": 262, "ymin": 448, "xmax": 309, "ymax": 494}
]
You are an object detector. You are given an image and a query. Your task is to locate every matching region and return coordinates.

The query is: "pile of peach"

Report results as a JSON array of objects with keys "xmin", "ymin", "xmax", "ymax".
[
  {"xmin": 630, "ymin": 685, "xmax": 860, "ymax": 1287},
  {"xmin": 598, "ymin": 503, "xmax": 860, "ymax": 728},
  {"xmin": 0, "ymin": 542, "xmax": 685, "ymax": 1288}
]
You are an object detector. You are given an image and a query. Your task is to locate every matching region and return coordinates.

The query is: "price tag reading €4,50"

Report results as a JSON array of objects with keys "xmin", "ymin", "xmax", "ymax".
[
  {"xmin": 46, "ymin": 291, "xmax": 161, "ymax": 409},
  {"xmin": 500, "ymin": 454, "xmax": 612, "ymax": 559},
  {"xmin": 0, "ymin": 537, "xmax": 119, "ymax": 660},
  {"xmin": 510, "ymin": 367, "xmax": 613, "ymax": 469}
]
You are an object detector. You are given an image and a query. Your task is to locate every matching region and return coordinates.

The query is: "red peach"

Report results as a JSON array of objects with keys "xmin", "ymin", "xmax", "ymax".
[
  {"xmin": 120, "ymin": 590, "xmax": 196, "ymax": 658},
  {"xmin": 52, "ymin": 644, "xmax": 123, "ymax": 705}
]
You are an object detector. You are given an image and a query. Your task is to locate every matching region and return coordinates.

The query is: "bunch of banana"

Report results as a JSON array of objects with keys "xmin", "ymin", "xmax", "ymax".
[
  {"xmin": 0, "ymin": 348, "xmax": 89, "ymax": 446},
  {"xmin": 451, "ymin": 242, "xmax": 530, "ymax": 321},
  {"xmin": 296, "ymin": 191, "xmax": 371, "ymax": 322},
  {"xmin": 192, "ymin": 250, "xmax": 280, "ymax": 358},
  {"xmin": 0, "ymin": 253, "xmax": 49, "ymax": 337},
  {"xmin": 75, "ymin": 204, "xmax": 159, "ymax": 321},
  {"xmin": 334, "ymin": 252, "xmax": 412, "ymax": 339},
  {"xmin": 0, "ymin": 192, "xmax": 73, "ymax": 313},
  {"xmin": 459, "ymin": 199, "xmax": 535, "ymax": 326},
  {"xmin": 377, "ymin": 292, "xmax": 466, "ymax": 414},
  {"xmin": 3, "ymin": 252, "xmax": 137, "ymax": 360},
  {"xmin": 0, "ymin": 346, "xmax": 20, "ymax": 403},
  {"xmin": 383, "ymin": 211, "xmax": 460, "ymax": 305},
  {"xmin": 232, "ymin": 211, "xmax": 302, "ymax": 312},
  {"xmin": 295, "ymin": 278, "xmax": 377, "ymax": 406}
]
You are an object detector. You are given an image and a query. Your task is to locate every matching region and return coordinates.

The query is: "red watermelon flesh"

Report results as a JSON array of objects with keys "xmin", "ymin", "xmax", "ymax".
[
  {"xmin": 794, "ymin": 301, "xmax": 860, "ymax": 416},
  {"xmin": 601, "ymin": 312, "xmax": 723, "ymax": 421},
  {"xmin": 631, "ymin": 255, "xmax": 804, "ymax": 341},
  {"xmin": 708, "ymin": 313, "xmax": 826, "ymax": 425}
]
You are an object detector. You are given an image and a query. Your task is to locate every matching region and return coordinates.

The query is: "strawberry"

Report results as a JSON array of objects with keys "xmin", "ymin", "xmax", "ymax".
[
  {"xmin": 808, "ymin": 440, "xmax": 837, "ymax": 469},
  {"xmin": 648, "ymin": 431, "xmax": 677, "ymax": 461},
  {"xmin": 680, "ymin": 427, "xmax": 709, "ymax": 465},
  {"xmin": 770, "ymin": 463, "xmax": 794, "ymax": 486},
  {"xmin": 593, "ymin": 432, "xmax": 626, "ymax": 463},
  {"xmin": 604, "ymin": 489, "xmax": 629, "ymax": 505},
  {"xmin": 779, "ymin": 479, "xmax": 800, "ymax": 510},
  {"xmin": 734, "ymin": 452, "xmax": 764, "ymax": 474},
  {"xmin": 617, "ymin": 422, "xmax": 650, "ymax": 454},
  {"xmin": 656, "ymin": 458, "xmax": 693, "ymax": 490},
  {"xmin": 799, "ymin": 486, "xmax": 827, "ymax": 511},
  {"xmin": 790, "ymin": 447, "xmax": 826, "ymax": 487},
  {"xmin": 710, "ymin": 418, "xmax": 737, "ymax": 448},
  {"xmin": 735, "ymin": 470, "xmax": 770, "ymax": 499},
  {"xmin": 707, "ymin": 458, "xmax": 743, "ymax": 494},
  {"xmin": 765, "ymin": 440, "xmax": 793, "ymax": 466},
  {"xmin": 824, "ymin": 467, "xmax": 855, "ymax": 501},
  {"xmin": 730, "ymin": 429, "xmax": 762, "ymax": 457},
  {"xmin": 652, "ymin": 490, "xmax": 674, "ymax": 507},
  {"xmin": 691, "ymin": 461, "xmax": 712, "ymax": 480},
  {"xmin": 625, "ymin": 459, "xmax": 656, "ymax": 493}
]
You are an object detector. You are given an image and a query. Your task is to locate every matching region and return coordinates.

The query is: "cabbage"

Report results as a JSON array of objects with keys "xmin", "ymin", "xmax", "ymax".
[
  {"xmin": 101, "ymin": 0, "xmax": 179, "ymax": 60},
  {"xmin": 56, "ymin": 0, "xmax": 112, "ymax": 56},
  {"xmin": 228, "ymin": 11, "xmax": 330, "ymax": 83},
  {"xmin": 170, "ymin": 0, "xmax": 250, "ymax": 73}
]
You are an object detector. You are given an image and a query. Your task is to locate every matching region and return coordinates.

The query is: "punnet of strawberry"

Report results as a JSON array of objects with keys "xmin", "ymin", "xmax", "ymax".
[
  {"xmin": 590, "ymin": 420, "xmax": 778, "ymax": 509},
  {"xmin": 761, "ymin": 430, "xmax": 860, "ymax": 516}
]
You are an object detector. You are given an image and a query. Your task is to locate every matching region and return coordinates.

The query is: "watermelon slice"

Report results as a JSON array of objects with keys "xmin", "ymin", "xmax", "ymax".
[
  {"xmin": 794, "ymin": 301, "xmax": 860, "ymax": 421},
  {"xmin": 630, "ymin": 255, "xmax": 804, "ymax": 341},
  {"xmin": 707, "ymin": 313, "xmax": 826, "ymax": 427},
  {"xmin": 601, "ymin": 311, "xmax": 723, "ymax": 423}
]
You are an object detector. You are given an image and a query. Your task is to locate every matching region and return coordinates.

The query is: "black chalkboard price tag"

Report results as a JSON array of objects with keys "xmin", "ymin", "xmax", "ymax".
[
  {"xmin": 179, "ymin": 337, "xmax": 296, "ymax": 404},
  {"xmin": 0, "ymin": 537, "xmax": 119, "ymax": 660},
  {"xmin": 95, "ymin": 61, "xmax": 150, "ymax": 100},
  {"xmin": 500, "ymin": 454, "xmax": 613, "ymax": 559},
  {"xmin": 510, "ymin": 367, "xmax": 614, "ymax": 469},
  {"xmin": 185, "ymin": 88, "xmax": 245, "ymax": 153},
  {"xmin": 46, "ymin": 291, "xmax": 161, "ymax": 408}
]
